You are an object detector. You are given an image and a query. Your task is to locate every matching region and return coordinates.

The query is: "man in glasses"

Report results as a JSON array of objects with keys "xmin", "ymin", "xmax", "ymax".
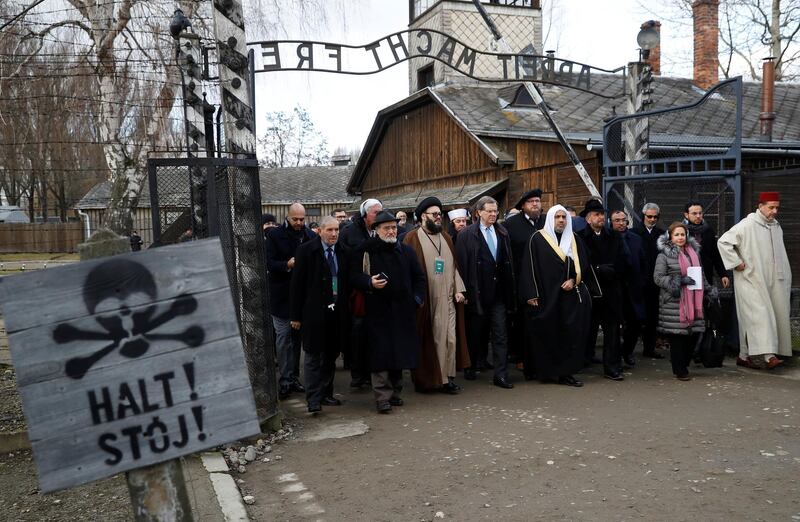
[
  {"xmin": 404, "ymin": 197, "xmax": 469, "ymax": 394},
  {"xmin": 610, "ymin": 210, "xmax": 646, "ymax": 368},
  {"xmin": 632, "ymin": 202, "xmax": 666, "ymax": 359}
]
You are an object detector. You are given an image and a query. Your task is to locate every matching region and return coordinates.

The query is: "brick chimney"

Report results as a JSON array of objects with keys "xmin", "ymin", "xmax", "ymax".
[
  {"xmin": 693, "ymin": 0, "xmax": 719, "ymax": 90},
  {"xmin": 641, "ymin": 20, "xmax": 661, "ymax": 75}
]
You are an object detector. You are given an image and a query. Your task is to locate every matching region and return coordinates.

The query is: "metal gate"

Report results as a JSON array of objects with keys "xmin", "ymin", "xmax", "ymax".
[
  {"xmin": 602, "ymin": 78, "xmax": 743, "ymax": 230},
  {"xmin": 147, "ymin": 157, "xmax": 277, "ymax": 420}
]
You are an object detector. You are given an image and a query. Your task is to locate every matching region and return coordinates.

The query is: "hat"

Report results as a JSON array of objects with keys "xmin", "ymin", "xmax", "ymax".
[
  {"xmin": 514, "ymin": 188, "xmax": 543, "ymax": 210},
  {"xmin": 371, "ymin": 210, "xmax": 401, "ymax": 229},
  {"xmin": 579, "ymin": 198, "xmax": 605, "ymax": 218},
  {"xmin": 759, "ymin": 191, "xmax": 780, "ymax": 203},
  {"xmin": 262, "ymin": 213, "xmax": 276, "ymax": 225},
  {"xmin": 414, "ymin": 196, "xmax": 443, "ymax": 222},
  {"xmin": 447, "ymin": 208, "xmax": 468, "ymax": 220}
]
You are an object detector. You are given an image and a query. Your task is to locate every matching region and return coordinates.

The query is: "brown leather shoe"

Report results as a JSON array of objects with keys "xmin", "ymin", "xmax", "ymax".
[
  {"xmin": 766, "ymin": 356, "xmax": 784, "ymax": 370},
  {"xmin": 736, "ymin": 356, "xmax": 757, "ymax": 369}
]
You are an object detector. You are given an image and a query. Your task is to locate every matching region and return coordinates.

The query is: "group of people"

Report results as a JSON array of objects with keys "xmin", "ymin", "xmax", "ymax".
[{"xmin": 263, "ymin": 190, "xmax": 791, "ymax": 414}]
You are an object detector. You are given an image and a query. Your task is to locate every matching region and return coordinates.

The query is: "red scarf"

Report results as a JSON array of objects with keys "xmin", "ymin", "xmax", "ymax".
[{"xmin": 677, "ymin": 244, "xmax": 703, "ymax": 327}]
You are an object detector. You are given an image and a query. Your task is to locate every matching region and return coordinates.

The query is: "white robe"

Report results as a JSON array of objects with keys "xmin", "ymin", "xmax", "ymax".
[{"xmin": 717, "ymin": 210, "xmax": 792, "ymax": 356}]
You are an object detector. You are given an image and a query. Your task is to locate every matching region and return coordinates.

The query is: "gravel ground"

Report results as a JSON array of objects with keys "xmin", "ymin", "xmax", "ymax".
[{"xmin": 0, "ymin": 368, "xmax": 25, "ymax": 434}]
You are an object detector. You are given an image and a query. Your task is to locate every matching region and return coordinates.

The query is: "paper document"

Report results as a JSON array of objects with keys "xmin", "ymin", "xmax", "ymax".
[{"xmin": 687, "ymin": 266, "xmax": 703, "ymax": 290}]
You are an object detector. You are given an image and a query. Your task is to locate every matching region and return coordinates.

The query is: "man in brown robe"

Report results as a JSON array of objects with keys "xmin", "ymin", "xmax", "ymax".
[{"xmin": 404, "ymin": 197, "xmax": 470, "ymax": 393}]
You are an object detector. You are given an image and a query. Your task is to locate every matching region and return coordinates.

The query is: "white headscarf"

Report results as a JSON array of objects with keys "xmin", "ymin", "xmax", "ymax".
[{"xmin": 542, "ymin": 204, "xmax": 574, "ymax": 259}]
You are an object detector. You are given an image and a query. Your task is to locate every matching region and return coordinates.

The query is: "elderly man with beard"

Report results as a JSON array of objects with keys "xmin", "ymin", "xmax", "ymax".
[
  {"xmin": 447, "ymin": 208, "xmax": 469, "ymax": 243},
  {"xmin": 350, "ymin": 211, "xmax": 427, "ymax": 413},
  {"xmin": 518, "ymin": 206, "xmax": 598, "ymax": 387},
  {"xmin": 404, "ymin": 197, "xmax": 470, "ymax": 394}
]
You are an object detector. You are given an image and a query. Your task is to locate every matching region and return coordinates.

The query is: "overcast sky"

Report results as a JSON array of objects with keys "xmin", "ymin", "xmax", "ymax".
[{"xmin": 251, "ymin": 0, "xmax": 697, "ymax": 155}]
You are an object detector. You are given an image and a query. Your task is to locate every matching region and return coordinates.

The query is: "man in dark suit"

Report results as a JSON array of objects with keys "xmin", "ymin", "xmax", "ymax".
[
  {"xmin": 578, "ymin": 199, "xmax": 627, "ymax": 381},
  {"xmin": 290, "ymin": 216, "xmax": 349, "ymax": 413},
  {"xmin": 632, "ymin": 202, "xmax": 666, "ymax": 359},
  {"xmin": 265, "ymin": 203, "xmax": 317, "ymax": 399},
  {"xmin": 504, "ymin": 189, "xmax": 546, "ymax": 369},
  {"xmin": 455, "ymin": 196, "xmax": 516, "ymax": 389},
  {"xmin": 610, "ymin": 210, "xmax": 647, "ymax": 367}
]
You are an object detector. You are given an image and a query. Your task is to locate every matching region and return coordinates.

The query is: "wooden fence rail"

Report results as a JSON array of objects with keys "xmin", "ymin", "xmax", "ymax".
[{"xmin": 0, "ymin": 223, "xmax": 84, "ymax": 253}]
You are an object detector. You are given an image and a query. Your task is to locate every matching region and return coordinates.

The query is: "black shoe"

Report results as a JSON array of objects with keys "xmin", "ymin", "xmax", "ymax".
[
  {"xmin": 321, "ymin": 396, "xmax": 342, "ymax": 406},
  {"xmin": 642, "ymin": 351, "xmax": 665, "ymax": 359},
  {"xmin": 524, "ymin": 373, "xmax": 538, "ymax": 381},
  {"xmin": 464, "ymin": 368, "xmax": 477, "ymax": 380},
  {"xmin": 377, "ymin": 401, "xmax": 392, "ymax": 413},
  {"xmin": 558, "ymin": 375, "xmax": 584, "ymax": 387},
  {"xmin": 350, "ymin": 378, "xmax": 368, "ymax": 389},
  {"xmin": 493, "ymin": 377, "xmax": 514, "ymax": 389},
  {"xmin": 623, "ymin": 355, "xmax": 636, "ymax": 368},
  {"xmin": 279, "ymin": 385, "xmax": 291, "ymax": 400},
  {"xmin": 307, "ymin": 404, "xmax": 321, "ymax": 413},
  {"xmin": 290, "ymin": 380, "xmax": 306, "ymax": 393},
  {"xmin": 604, "ymin": 371, "xmax": 624, "ymax": 381},
  {"xmin": 448, "ymin": 378, "xmax": 462, "ymax": 391},
  {"xmin": 440, "ymin": 382, "xmax": 459, "ymax": 395},
  {"xmin": 389, "ymin": 397, "xmax": 404, "ymax": 406}
]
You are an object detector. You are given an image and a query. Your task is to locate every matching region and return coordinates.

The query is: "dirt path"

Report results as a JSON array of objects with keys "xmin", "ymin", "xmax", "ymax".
[{"xmin": 243, "ymin": 358, "xmax": 800, "ymax": 521}]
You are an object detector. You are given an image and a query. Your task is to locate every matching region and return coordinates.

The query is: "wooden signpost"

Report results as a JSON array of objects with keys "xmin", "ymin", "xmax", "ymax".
[{"xmin": 0, "ymin": 238, "xmax": 260, "ymax": 494}]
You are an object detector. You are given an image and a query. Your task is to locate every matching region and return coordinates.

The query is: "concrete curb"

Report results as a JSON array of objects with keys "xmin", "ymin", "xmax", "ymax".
[
  {"xmin": 0, "ymin": 430, "xmax": 30, "ymax": 452},
  {"xmin": 201, "ymin": 452, "xmax": 250, "ymax": 521}
]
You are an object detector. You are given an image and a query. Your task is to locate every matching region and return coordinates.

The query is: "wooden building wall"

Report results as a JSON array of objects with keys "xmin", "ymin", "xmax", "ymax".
[
  {"xmin": 360, "ymin": 101, "xmax": 500, "ymax": 198},
  {"xmin": 0, "ymin": 223, "xmax": 84, "ymax": 253}
]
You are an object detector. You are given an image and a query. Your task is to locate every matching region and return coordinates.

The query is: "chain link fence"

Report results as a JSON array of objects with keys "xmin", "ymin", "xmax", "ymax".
[{"xmin": 148, "ymin": 157, "xmax": 277, "ymax": 420}]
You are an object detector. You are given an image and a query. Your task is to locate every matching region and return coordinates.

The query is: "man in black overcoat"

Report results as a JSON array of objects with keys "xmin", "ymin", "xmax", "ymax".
[
  {"xmin": 349, "ymin": 211, "xmax": 427, "ymax": 413},
  {"xmin": 290, "ymin": 216, "xmax": 349, "ymax": 413},
  {"xmin": 455, "ymin": 196, "xmax": 516, "ymax": 389},
  {"xmin": 632, "ymin": 202, "xmax": 666, "ymax": 359},
  {"xmin": 610, "ymin": 210, "xmax": 647, "ymax": 367},
  {"xmin": 338, "ymin": 198, "xmax": 383, "ymax": 387},
  {"xmin": 264, "ymin": 203, "xmax": 317, "ymax": 399},
  {"xmin": 504, "ymin": 189, "xmax": 546, "ymax": 368},
  {"xmin": 519, "ymin": 205, "xmax": 598, "ymax": 387},
  {"xmin": 577, "ymin": 199, "xmax": 627, "ymax": 381}
]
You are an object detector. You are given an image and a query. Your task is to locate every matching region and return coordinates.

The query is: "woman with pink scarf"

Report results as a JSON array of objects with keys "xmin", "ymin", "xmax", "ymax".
[{"xmin": 653, "ymin": 222, "xmax": 717, "ymax": 381}]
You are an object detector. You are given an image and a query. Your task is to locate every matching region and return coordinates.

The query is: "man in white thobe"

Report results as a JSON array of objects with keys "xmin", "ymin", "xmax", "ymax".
[{"xmin": 718, "ymin": 192, "xmax": 791, "ymax": 369}]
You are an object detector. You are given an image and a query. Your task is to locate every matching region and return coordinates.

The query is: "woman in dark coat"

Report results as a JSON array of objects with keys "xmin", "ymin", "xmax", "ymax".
[
  {"xmin": 350, "ymin": 211, "xmax": 427, "ymax": 412},
  {"xmin": 654, "ymin": 222, "xmax": 716, "ymax": 380}
]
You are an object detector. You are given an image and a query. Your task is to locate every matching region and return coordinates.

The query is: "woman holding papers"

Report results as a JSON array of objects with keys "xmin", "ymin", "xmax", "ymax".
[{"xmin": 653, "ymin": 222, "xmax": 717, "ymax": 381}]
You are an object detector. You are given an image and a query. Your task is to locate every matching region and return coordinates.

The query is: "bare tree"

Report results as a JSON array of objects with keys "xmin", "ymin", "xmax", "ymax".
[
  {"xmin": 652, "ymin": 0, "xmax": 800, "ymax": 81},
  {"xmin": 260, "ymin": 105, "xmax": 329, "ymax": 168}
]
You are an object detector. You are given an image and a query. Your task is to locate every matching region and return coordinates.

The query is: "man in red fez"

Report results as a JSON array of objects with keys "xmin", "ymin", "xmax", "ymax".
[{"xmin": 718, "ymin": 192, "xmax": 790, "ymax": 369}]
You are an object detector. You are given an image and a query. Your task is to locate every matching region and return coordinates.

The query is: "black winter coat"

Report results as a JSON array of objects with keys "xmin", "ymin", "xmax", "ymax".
[
  {"xmin": 578, "ymin": 226, "xmax": 627, "ymax": 319},
  {"xmin": 350, "ymin": 238, "xmax": 427, "ymax": 371},
  {"xmin": 339, "ymin": 214, "xmax": 371, "ymax": 251},
  {"xmin": 504, "ymin": 212, "xmax": 545, "ymax": 277},
  {"xmin": 684, "ymin": 220, "xmax": 728, "ymax": 284},
  {"xmin": 619, "ymin": 229, "xmax": 647, "ymax": 320},
  {"xmin": 455, "ymin": 222, "xmax": 516, "ymax": 315},
  {"xmin": 264, "ymin": 223, "xmax": 317, "ymax": 318},
  {"xmin": 289, "ymin": 239, "xmax": 350, "ymax": 354}
]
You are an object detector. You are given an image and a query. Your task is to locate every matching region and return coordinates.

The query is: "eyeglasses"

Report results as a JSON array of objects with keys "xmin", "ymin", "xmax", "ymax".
[
  {"xmin": 425, "ymin": 212, "xmax": 442, "ymax": 218},
  {"xmin": 644, "ymin": 214, "xmax": 659, "ymax": 220}
]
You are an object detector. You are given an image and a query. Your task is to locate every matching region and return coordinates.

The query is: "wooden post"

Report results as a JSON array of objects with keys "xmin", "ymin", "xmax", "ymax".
[{"xmin": 78, "ymin": 229, "xmax": 194, "ymax": 522}]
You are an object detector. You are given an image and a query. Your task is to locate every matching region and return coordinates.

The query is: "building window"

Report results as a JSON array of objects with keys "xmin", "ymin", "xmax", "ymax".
[
  {"xmin": 306, "ymin": 207, "xmax": 321, "ymax": 217},
  {"xmin": 417, "ymin": 64, "xmax": 434, "ymax": 89}
]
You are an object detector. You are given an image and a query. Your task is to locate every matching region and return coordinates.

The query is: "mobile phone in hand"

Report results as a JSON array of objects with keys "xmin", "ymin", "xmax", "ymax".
[{"xmin": 378, "ymin": 272, "xmax": 389, "ymax": 281}]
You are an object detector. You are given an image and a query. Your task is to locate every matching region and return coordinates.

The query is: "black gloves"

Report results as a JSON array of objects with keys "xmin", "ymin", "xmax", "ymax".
[{"xmin": 680, "ymin": 276, "xmax": 696, "ymax": 286}]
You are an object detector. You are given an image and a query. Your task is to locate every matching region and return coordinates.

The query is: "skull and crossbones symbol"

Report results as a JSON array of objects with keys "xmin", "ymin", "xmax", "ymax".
[{"xmin": 53, "ymin": 258, "xmax": 205, "ymax": 380}]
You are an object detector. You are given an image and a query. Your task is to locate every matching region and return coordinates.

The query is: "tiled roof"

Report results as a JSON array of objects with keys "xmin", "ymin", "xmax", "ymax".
[
  {"xmin": 374, "ymin": 180, "xmax": 507, "ymax": 211},
  {"xmin": 76, "ymin": 165, "xmax": 356, "ymax": 209}
]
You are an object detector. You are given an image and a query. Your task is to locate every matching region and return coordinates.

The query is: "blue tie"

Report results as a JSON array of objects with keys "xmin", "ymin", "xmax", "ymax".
[
  {"xmin": 326, "ymin": 247, "xmax": 337, "ymax": 276},
  {"xmin": 485, "ymin": 227, "xmax": 497, "ymax": 260}
]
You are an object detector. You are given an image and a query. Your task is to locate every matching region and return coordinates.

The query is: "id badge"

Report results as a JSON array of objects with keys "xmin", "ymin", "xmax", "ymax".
[
  {"xmin": 331, "ymin": 275, "xmax": 338, "ymax": 297},
  {"xmin": 434, "ymin": 257, "xmax": 445, "ymax": 274}
]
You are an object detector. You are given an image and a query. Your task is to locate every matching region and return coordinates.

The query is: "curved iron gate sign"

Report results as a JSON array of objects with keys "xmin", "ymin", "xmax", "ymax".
[{"xmin": 247, "ymin": 29, "xmax": 626, "ymax": 98}]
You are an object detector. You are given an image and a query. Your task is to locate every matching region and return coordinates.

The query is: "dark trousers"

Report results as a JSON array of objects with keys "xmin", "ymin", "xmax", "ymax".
[
  {"xmin": 466, "ymin": 301, "xmax": 508, "ymax": 380},
  {"xmin": 349, "ymin": 316, "xmax": 371, "ymax": 383},
  {"xmin": 621, "ymin": 298, "xmax": 643, "ymax": 358},
  {"xmin": 666, "ymin": 332, "xmax": 700, "ymax": 377},
  {"xmin": 508, "ymin": 310, "xmax": 525, "ymax": 364},
  {"xmin": 304, "ymin": 311, "xmax": 340, "ymax": 407},
  {"xmin": 586, "ymin": 298, "xmax": 621, "ymax": 375},
  {"xmin": 642, "ymin": 288, "xmax": 660, "ymax": 355},
  {"xmin": 371, "ymin": 370, "xmax": 403, "ymax": 403}
]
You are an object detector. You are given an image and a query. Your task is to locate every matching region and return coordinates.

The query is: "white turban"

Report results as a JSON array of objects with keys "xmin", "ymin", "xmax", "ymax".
[
  {"xmin": 447, "ymin": 208, "xmax": 468, "ymax": 220},
  {"xmin": 542, "ymin": 204, "xmax": 574, "ymax": 259}
]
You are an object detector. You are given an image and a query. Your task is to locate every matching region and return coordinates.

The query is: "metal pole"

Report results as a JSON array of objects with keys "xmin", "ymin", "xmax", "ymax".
[{"xmin": 470, "ymin": 0, "xmax": 601, "ymax": 199}]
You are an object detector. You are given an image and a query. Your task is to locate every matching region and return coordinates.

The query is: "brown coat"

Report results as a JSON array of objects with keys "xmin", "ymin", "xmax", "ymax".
[{"xmin": 404, "ymin": 227, "xmax": 470, "ymax": 389}]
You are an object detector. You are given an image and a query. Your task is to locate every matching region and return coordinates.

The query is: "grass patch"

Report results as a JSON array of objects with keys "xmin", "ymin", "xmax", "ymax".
[{"xmin": 0, "ymin": 253, "xmax": 79, "ymax": 262}]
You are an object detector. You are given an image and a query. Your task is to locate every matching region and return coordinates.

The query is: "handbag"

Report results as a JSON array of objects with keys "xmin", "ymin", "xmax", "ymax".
[
  {"xmin": 699, "ymin": 327, "xmax": 725, "ymax": 368},
  {"xmin": 349, "ymin": 252, "xmax": 370, "ymax": 318}
]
